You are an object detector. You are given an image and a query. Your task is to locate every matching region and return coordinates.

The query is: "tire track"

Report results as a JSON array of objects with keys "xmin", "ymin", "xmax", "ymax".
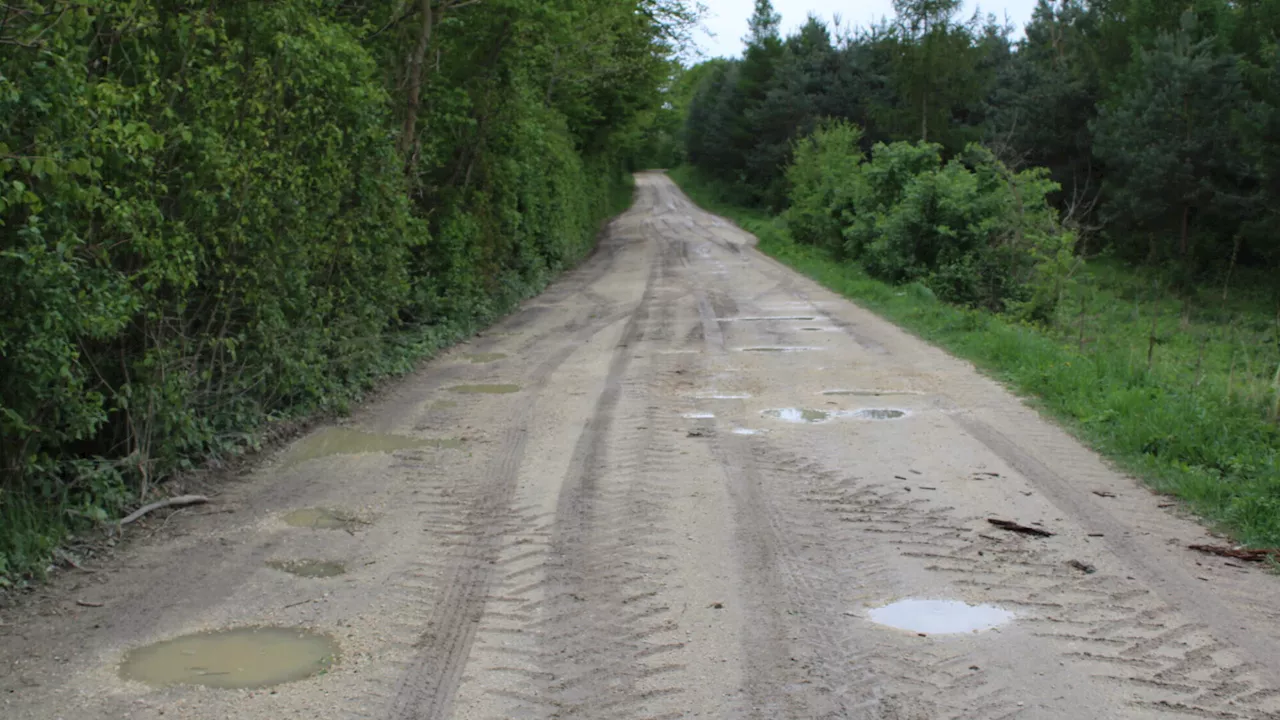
[{"xmin": 383, "ymin": 232, "xmax": 658, "ymax": 720}]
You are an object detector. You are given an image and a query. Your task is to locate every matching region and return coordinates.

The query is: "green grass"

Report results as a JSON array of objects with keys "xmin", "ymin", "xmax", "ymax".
[{"xmin": 669, "ymin": 166, "xmax": 1280, "ymax": 548}]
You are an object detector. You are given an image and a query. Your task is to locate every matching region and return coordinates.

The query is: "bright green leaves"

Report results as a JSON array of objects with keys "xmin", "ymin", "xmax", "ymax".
[{"xmin": 784, "ymin": 122, "xmax": 1073, "ymax": 317}]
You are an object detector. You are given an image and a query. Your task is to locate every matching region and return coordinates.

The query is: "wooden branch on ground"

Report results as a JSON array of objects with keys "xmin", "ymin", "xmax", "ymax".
[{"xmin": 119, "ymin": 495, "xmax": 209, "ymax": 527}]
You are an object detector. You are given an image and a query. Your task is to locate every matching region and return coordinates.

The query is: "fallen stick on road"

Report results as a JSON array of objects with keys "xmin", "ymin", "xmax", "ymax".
[
  {"xmin": 988, "ymin": 518, "xmax": 1055, "ymax": 537},
  {"xmin": 119, "ymin": 495, "xmax": 209, "ymax": 527},
  {"xmin": 1189, "ymin": 544, "xmax": 1279, "ymax": 563}
]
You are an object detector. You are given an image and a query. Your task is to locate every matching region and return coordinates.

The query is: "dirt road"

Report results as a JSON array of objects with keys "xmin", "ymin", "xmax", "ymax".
[{"xmin": 5, "ymin": 172, "xmax": 1280, "ymax": 719}]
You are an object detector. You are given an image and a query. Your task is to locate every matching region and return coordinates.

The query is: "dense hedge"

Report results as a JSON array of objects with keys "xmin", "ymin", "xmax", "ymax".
[{"xmin": 0, "ymin": 0, "xmax": 677, "ymax": 578}]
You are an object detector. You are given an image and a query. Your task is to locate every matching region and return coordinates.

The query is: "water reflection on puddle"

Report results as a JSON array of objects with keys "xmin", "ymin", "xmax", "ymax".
[
  {"xmin": 739, "ymin": 347, "xmax": 822, "ymax": 353},
  {"xmin": 463, "ymin": 353, "xmax": 507, "ymax": 364},
  {"xmin": 282, "ymin": 428, "xmax": 443, "ymax": 467},
  {"xmin": 763, "ymin": 408, "xmax": 831, "ymax": 423},
  {"xmin": 719, "ymin": 316, "xmax": 817, "ymax": 322},
  {"xmin": 823, "ymin": 389, "xmax": 921, "ymax": 397},
  {"xmin": 119, "ymin": 627, "xmax": 339, "ymax": 689},
  {"xmin": 282, "ymin": 508, "xmax": 365, "ymax": 531},
  {"xmin": 849, "ymin": 408, "xmax": 907, "ymax": 420},
  {"xmin": 266, "ymin": 559, "xmax": 347, "ymax": 578},
  {"xmin": 448, "ymin": 384, "xmax": 521, "ymax": 394},
  {"xmin": 867, "ymin": 599, "xmax": 1014, "ymax": 634}
]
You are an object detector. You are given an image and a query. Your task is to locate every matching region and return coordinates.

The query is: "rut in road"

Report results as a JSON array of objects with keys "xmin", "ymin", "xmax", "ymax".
[
  {"xmin": 387, "ymin": 173, "xmax": 1280, "ymax": 720},
  {"xmin": 6, "ymin": 173, "xmax": 1280, "ymax": 720}
]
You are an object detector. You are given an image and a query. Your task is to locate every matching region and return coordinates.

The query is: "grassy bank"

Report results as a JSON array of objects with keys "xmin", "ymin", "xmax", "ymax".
[{"xmin": 668, "ymin": 167, "xmax": 1280, "ymax": 548}]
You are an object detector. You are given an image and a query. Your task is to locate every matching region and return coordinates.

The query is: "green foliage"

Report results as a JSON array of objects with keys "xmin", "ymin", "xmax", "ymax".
[
  {"xmin": 0, "ymin": 0, "xmax": 687, "ymax": 579},
  {"xmin": 783, "ymin": 120, "xmax": 865, "ymax": 252},
  {"xmin": 1093, "ymin": 21, "xmax": 1250, "ymax": 276},
  {"xmin": 673, "ymin": 169, "xmax": 1280, "ymax": 549},
  {"xmin": 783, "ymin": 123, "xmax": 1073, "ymax": 315}
]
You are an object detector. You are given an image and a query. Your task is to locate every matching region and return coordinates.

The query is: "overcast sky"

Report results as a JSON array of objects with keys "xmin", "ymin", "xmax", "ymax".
[{"xmin": 695, "ymin": 0, "xmax": 1044, "ymax": 58}]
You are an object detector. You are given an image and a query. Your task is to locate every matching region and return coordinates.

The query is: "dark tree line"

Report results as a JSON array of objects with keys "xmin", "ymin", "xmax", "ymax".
[{"xmin": 678, "ymin": 0, "xmax": 1280, "ymax": 281}]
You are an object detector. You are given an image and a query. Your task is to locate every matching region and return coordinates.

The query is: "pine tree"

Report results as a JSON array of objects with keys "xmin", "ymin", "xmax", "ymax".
[{"xmin": 1092, "ymin": 16, "xmax": 1249, "ymax": 276}]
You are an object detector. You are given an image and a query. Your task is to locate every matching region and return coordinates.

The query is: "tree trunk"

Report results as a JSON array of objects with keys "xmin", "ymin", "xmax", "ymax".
[
  {"xmin": 1179, "ymin": 203, "xmax": 1190, "ymax": 259},
  {"xmin": 399, "ymin": 0, "xmax": 434, "ymax": 160},
  {"xmin": 920, "ymin": 92, "xmax": 928, "ymax": 142}
]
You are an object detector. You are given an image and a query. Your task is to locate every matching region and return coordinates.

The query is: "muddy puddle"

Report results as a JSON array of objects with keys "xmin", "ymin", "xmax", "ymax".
[
  {"xmin": 867, "ymin": 599, "xmax": 1013, "ymax": 634},
  {"xmin": 720, "ymin": 316, "xmax": 817, "ymax": 322},
  {"xmin": 119, "ymin": 627, "xmax": 338, "ymax": 689},
  {"xmin": 266, "ymin": 559, "xmax": 347, "ymax": 578},
  {"xmin": 763, "ymin": 407, "xmax": 907, "ymax": 423},
  {"xmin": 282, "ymin": 428, "xmax": 451, "ymax": 467},
  {"xmin": 849, "ymin": 408, "xmax": 907, "ymax": 420},
  {"xmin": 448, "ymin": 383, "xmax": 521, "ymax": 394},
  {"xmin": 823, "ymin": 389, "xmax": 920, "ymax": 397},
  {"xmin": 463, "ymin": 352, "xmax": 507, "ymax": 364},
  {"xmin": 282, "ymin": 508, "xmax": 366, "ymax": 531},
  {"xmin": 764, "ymin": 408, "xmax": 831, "ymax": 423}
]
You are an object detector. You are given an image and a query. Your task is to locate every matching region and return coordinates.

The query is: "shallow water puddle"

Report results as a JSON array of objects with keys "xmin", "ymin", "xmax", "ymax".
[
  {"xmin": 732, "ymin": 428, "xmax": 764, "ymax": 435},
  {"xmin": 719, "ymin": 316, "xmax": 817, "ymax": 322},
  {"xmin": 119, "ymin": 627, "xmax": 338, "ymax": 689},
  {"xmin": 739, "ymin": 346, "xmax": 821, "ymax": 353},
  {"xmin": 266, "ymin": 559, "xmax": 347, "ymax": 578},
  {"xmin": 282, "ymin": 428, "xmax": 439, "ymax": 467},
  {"xmin": 448, "ymin": 384, "xmax": 521, "ymax": 394},
  {"xmin": 867, "ymin": 599, "xmax": 1014, "ymax": 634},
  {"xmin": 849, "ymin": 408, "xmax": 908, "ymax": 420},
  {"xmin": 763, "ymin": 408, "xmax": 831, "ymax": 423},
  {"xmin": 823, "ymin": 389, "xmax": 921, "ymax": 397},
  {"xmin": 683, "ymin": 412, "xmax": 716, "ymax": 419},
  {"xmin": 695, "ymin": 392, "xmax": 752, "ymax": 400},
  {"xmin": 282, "ymin": 508, "xmax": 365, "ymax": 531},
  {"xmin": 464, "ymin": 352, "xmax": 507, "ymax": 364}
]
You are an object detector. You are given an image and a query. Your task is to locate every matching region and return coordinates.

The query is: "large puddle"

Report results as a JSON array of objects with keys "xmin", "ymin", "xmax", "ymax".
[
  {"xmin": 266, "ymin": 559, "xmax": 347, "ymax": 578},
  {"xmin": 448, "ymin": 384, "xmax": 521, "ymax": 394},
  {"xmin": 282, "ymin": 428, "xmax": 449, "ymax": 467},
  {"xmin": 764, "ymin": 408, "xmax": 831, "ymax": 423},
  {"xmin": 867, "ymin": 599, "xmax": 1014, "ymax": 634},
  {"xmin": 119, "ymin": 627, "xmax": 339, "ymax": 689},
  {"xmin": 464, "ymin": 352, "xmax": 507, "ymax": 364},
  {"xmin": 282, "ymin": 508, "xmax": 366, "ymax": 531}
]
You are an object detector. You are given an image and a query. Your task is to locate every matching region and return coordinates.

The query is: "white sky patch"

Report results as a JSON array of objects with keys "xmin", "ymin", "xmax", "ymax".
[{"xmin": 695, "ymin": 0, "xmax": 1043, "ymax": 60}]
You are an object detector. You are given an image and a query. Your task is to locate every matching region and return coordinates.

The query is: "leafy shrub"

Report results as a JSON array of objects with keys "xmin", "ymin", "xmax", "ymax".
[
  {"xmin": 784, "ymin": 126, "xmax": 1075, "ymax": 316},
  {"xmin": 784, "ymin": 120, "xmax": 865, "ymax": 254}
]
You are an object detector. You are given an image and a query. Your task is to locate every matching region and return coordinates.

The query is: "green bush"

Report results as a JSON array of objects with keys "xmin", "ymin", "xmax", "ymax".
[
  {"xmin": 784, "ymin": 122, "xmax": 1074, "ymax": 316},
  {"xmin": 783, "ymin": 120, "xmax": 865, "ymax": 253}
]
